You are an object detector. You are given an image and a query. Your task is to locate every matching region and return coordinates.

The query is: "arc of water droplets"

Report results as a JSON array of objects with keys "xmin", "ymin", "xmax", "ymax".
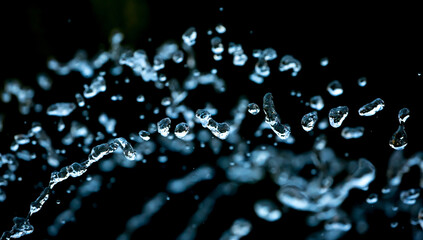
[
  {"xmin": 263, "ymin": 93, "xmax": 291, "ymax": 139},
  {"xmin": 0, "ymin": 138, "xmax": 136, "ymax": 240}
]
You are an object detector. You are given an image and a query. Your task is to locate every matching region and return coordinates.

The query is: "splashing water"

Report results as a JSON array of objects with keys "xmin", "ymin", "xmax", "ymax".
[{"xmin": 0, "ymin": 12, "xmax": 421, "ymax": 240}]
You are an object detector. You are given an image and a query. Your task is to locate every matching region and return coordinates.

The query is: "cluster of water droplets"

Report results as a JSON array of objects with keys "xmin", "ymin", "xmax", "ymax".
[{"xmin": 0, "ymin": 23, "xmax": 420, "ymax": 240}]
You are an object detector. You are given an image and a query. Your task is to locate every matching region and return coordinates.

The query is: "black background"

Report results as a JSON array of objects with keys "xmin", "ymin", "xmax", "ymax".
[{"xmin": 1, "ymin": 1, "xmax": 423, "ymax": 240}]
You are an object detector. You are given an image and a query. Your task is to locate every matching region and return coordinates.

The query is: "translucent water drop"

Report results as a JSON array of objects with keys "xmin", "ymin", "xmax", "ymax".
[
  {"xmin": 68, "ymin": 162, "xmax": 87, "ymax": 177},
  {"xmin": 153, "ymin": 55, "xmax": 165, "ymax": 71},
  {"xmin": 14, "ymin": 134, "xmax": 30, "ymax": 145},
  {"xmin": 320, "ymin": 57, "xmax": 329, "ymax": 67},
  {"xmin": 211, "ymin": 37, "xmax": 224, "ymax": 55},
  {"xmin": 215, "ymin": 24, "xmax": 226, "ymax": 34},
  {"xmin": 341, "ymin": 126, "xmax": 365, "ymax": 139},
  {"xmin": 254, "ymin": 199, "xmax": 282, "ymax": 222},
  {"xmin": 161, "ymin": 97, "xmax": 172, "ymax": 106},
  {"xmin": 206, "ymin": 119, "xmax": 230, "ymax": 140},
  {"xmin": 328, "ymin": 106, "xmax": 349, "ymax": 128},
  {"xmin": 83, "ymin": 75, "xmax": 106, "ymax": 98},
  {"xmin": 310, "ymin": 95, "xmax": 324, "ymax": 111},
  {"xmin": 182, "ymin": 27, "xmax": 197, "ymax": 46},
  {"xmin": 358, "ymin": 98, "xmax": 385, "ymax": 116},
  {"xmin": 358, "ymin": 77, "xmax": 367, "ymax": 87},
  {"xmin": 136, "ymin": 94, "xmax": 145, "ymax": 103},
  {"xmin": 233, "ymin": 53, "xmax": 248, "ymax": 66},
  {"xmin": 138, "ymin": 130, "xmax": 151, "ymax": 141},
  {"xmin": 172, "ymin": 50, "xmax": 184, "ymax": 64},
  {"xmin": 249, "ymin": 73, "xmax": 264, "ymax": 84},
  {"xmin": 174, "ymin": 122, "xmax": 189, "ymax": 139},
  {"xmin": 398, "ymin": 108, "xmax": 410, "ymax": 124},
  {"xmin": 262, "ymin": 48, "xmax": 277, "ymax": 61},
  {"xmin": 230, "ymin": 218, "xmax": 252, "ymax": 237},
  {"xmin": 157, "ymin": 118, "xmax": 171, "ymax": 137},
  {"xmin": 195, "ymin": 109, "xmax": 212, "ymax": 127},
  {"xmin": 30, "ymin": 187, "xmax": 50, "ymax": 215},
  {"xmin": 263, "ymin": 93, "xmax": 291, "ymax": 139},
  {"xmin": 389, "ymin": 125, "xmax": 407, "ymax": 150},
  {"xmin": 350, "ymin": 158, "xmax": 376, "ymax": 190},
  {"xmin": 255, "ymin": 58, "xmax": 270, "ymax": 77},
  {"xmin": 113, "ymin": 138, "xmax": 136, "ymax": 160},
  {"xmin": 366, "ymin": 193, "xmax": 378, "ymax": 204},
  {"xmin": 75, "ymin": 93, "xmax": 85, "ymax": 107},
  {"xmin": 390, "ymin": 221, "xmax": 398, "ymax": 228},
  {"xmin": 301, "ymin": 111, "xmax": 318, "ymax": 132},
  {"xmin": 37, "ymin": 73, "xmax": 52, "ymax": 91},
  {"xmin": 46, "ymin": 102, "xmax": 76, "ymax": 117},
  {"xmin": 9, "ymin": 217, "xmax": 34, "ymax": 238},
  {"xmin": 400, "ymin": 188, "xmax": 420, "ymax": 205},
  {"xmin": 327, "ymin": 80, "xmax": 343, "ymax": 96},
  {"xmin": 247, "ymin": 103, "xmax": 260, "ymax": 115},
  {"xmin": 279, "ymin": 55, "xmax": 301, "ymax": 77}
]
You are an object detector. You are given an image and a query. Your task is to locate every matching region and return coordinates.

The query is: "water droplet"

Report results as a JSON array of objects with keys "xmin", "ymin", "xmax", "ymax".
[
  {"xmin": 215, "ymin": 24, "xmax": 226, "ymax": 34},
  {"xmin": 301, "ymin": 111, "xmax": 318, "ymax": 132},
  {"xmin": 328, "ymin": 106, "xmax": 349, "ymax": 128},
  {"xmin": 255, "ymin": 58, "xmax": 270, "ymax": 77},
  {"xmin": 247, "ymin": 103, "xmax": 260, "ymax": 115},
  {"xmin": 320, "ymin": 57, "xmax": 329, "ymax": 67},
  {"xmin": 174, "ymin": 122, "xmax": 189, "ymax": 139},
  {"xmin": 358, "ymin": 77, "xmax": 367, "ymax": 87},
  {"xmin": 389, "ymin": 125, "xmax": 407, "ymax": 150},
  {"xmin": 46, "ymin": 102, "xmax": 76, "ymax": 117},
  {"xmin": 327, "ymin": 80, "xmax": 343, "ymax": 96},
  {"xmin": 279, "ymin": 55, "xmax": 301, "ymax": 76},
  {"xmin": 138, "ymin": 130, "xmax": 150, "ymax": 141},
  {"xmin": 254, "ymin": 199, "xmax": 282, "ymax": 222},
  {"xmin": 211, "ymin": 37, "xmax": 224, "ymax": 55},
  {"xmin": 157, "ymin": 118, "xmax": 171, "ymax": 137},
  {"xmin": 398, "ymin": 108, "xmax": 410, "ymax": 124},
  {"xmin": 182, "ymin": 27, "xmax": 197, "ymax": 46},
  {"xmin": 136, "ymin": 94, "xmax": 145, "ymax": 102},
  {"xmin": 341, "ymin": 126, "xmax": 365, "ymax": 139},
  {"xmin": 310, "ymin": 95, "xmax": 324, "ymax": 111},
  {"xmin": 366, "ymin": 193, "xmax": 378, "ymax": 204},
  {"xmin": 358, "ymin": 98, "xmax": 385, "ymax": 116},
  {"xmin": 400, "ymin": 188, "xmax": 420, "ymax": 205}
]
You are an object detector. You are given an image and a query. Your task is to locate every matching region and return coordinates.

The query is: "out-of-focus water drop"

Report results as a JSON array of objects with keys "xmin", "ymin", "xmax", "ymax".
[{"xmin": 327, "ymin": 80, "xmax": 343, "ymax": 96}]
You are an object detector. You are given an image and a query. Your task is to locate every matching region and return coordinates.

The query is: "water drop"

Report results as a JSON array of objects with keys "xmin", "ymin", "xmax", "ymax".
[
  {"xmin": 358, "ymin": 77, "xmax": 367, "ymax": 87},
  {"xmin": 398, "ymin": 108, "xmax": 410, "ymax": 124},
  {"xmin": 328, "ymin": 106, "xmax": 349, "ymax": 128},
  {"xmin": 254, "ymin": 199, "xmax": 282, "ymax": 222},
  {"xmin": 389, "ymin": 125, "xmax": 407, "ymax": 150},
  {"xmin": 247, "ymin": 103, "xmax": 260, "ymax": 115},
  {"xmin": 182, "ymin": 27, "xmax": 197, "ymax": 46},
  {"xmin": 301, "ymin": 111, "xmax": 318, "ymax": 132},
  {"xmin": 138, "ymin": 130, "xmax": 151, "ymax": 141},
  {"xmin": 358, "ymin": 98, "xmax": 385, "ymax": 116},
  {"xmin": 366, "ymin": 193, "xmax": 378, "ymax": 204},
  {"xmin": 174, "ymin": 122, "xmax": 189, "ymax": 139},
  {"xmin": 310, "ymin": 95, "xmax": 324, "ymax": 111},
  {"xmin": 327, "ymin": 80, "xmax": 343, "ymax": 96},
  {"xmin": 341, "ymin": 126, "xmax": 365, "ymax": 139},
  {"xmin": 157, "ymin": 118, "xmax": 171, "ymax": 137}
]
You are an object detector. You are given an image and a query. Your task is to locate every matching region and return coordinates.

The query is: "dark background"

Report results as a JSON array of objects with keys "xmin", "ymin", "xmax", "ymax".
[{"xmin": 1, "ymin": 1, "xmax": 423, "ymax": 239}]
